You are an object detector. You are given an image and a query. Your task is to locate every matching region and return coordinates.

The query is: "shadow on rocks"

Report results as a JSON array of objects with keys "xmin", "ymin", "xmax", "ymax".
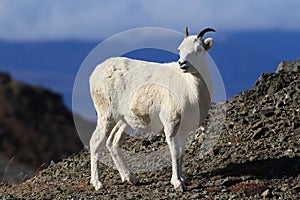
[{"xmin": 210, "ymin": 156, "xmax": 300, "ymax": 180}]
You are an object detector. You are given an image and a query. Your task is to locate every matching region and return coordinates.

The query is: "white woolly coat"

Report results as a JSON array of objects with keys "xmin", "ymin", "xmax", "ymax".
[{"xmin": 90, "ymin": 57, "xmax": 211, "ymax": 135}]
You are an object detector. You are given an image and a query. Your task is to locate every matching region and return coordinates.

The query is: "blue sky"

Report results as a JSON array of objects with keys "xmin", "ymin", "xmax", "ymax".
[
  {"xmin": 0, "ymin": 1, "xmax": 300, "ymax": 120},
  {"xmin": 1, "ymin": 0, "xmax": 300, "ymax": 41}
]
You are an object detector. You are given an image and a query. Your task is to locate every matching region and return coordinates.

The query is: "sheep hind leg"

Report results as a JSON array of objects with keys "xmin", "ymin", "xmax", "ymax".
[
  {"xmin": 106, "ymin": 120, "xmax": 138, "ymax": 185},
  {"xmin": 90, "ymin": 118, "xmax": 115, "ymax": 190}
]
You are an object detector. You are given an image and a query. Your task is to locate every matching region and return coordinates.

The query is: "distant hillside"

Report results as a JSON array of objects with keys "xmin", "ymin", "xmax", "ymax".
[
  {"xmin": 1, "ymin": 58, "xmax": 299, "ymax": 199},
  {"xmin": 0, "ymin": 72, "xmax": 83, "ymax": 183}
]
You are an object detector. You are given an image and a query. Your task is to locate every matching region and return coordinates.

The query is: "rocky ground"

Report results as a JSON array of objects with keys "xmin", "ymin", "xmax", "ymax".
[{"xmin": 0, "ymin": 63, "xmax": 299, "ymax": 199}]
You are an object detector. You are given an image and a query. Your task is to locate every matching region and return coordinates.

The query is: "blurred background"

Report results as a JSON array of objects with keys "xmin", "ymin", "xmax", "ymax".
[
  {"xmin": 1, "ymin": 0, "xmax": 300, "ymax": 110},
  {"xmin": 0, "ymin": 0, "xmax": 300, "ymax": 183}
]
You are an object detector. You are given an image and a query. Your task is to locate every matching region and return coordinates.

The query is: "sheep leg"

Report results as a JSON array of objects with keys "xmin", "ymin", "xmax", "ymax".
[
  {"xmin": 165, "ymin": 130, "xmax": 185, "ymax": 192},
  {"xmin": 106, "ymin": 120, "xmax": 138, "ymax": 185},
  {"xmin": 175, "ymin": 133, "xmax": 188, "ymax": 182},
  {"xmin": 90, "ymin": 119, "xmax": 114, "ymax": 190},
  {"xmin": 176, "ymin": 155, "xmax": 184, "ymax": 182}
]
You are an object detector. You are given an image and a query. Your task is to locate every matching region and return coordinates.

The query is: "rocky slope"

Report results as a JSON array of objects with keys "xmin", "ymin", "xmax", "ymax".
[
  {"xmin": 0, "ymin": 59, "xmax": 299, "ymax": 199},
  {"xmin": 0, "ymin": 73, "xmax": 83, "ymax": 183}
]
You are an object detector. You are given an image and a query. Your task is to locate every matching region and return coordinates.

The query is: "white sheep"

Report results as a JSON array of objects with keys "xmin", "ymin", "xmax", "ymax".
[{"xmin": 89, "ymin": 27, "xmax": 215, "ymax": 191}]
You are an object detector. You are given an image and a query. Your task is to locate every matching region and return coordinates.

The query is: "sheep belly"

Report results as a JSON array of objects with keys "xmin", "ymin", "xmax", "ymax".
[{"xmin": 125, "ymin": 83, "xmax": 181, "ymax": 133}]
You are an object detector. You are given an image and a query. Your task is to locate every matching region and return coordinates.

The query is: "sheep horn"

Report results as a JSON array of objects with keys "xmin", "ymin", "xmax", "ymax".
[
  {"xmin": 185, "ymin": 27, "xmax": 189, "ymax": 38},
  {"xmin": 197, "ymin": 28, "xmax": 216, "ymax": 39}
]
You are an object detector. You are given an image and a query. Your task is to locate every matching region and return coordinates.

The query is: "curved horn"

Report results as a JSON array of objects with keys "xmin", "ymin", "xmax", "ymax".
[
  {"xmin": 185, "ymin": 26, "xmax": 189, "ymax": 38},
  {"xmin": 197, "ymin": 28, "xmax": 216, "ymax": 39}
]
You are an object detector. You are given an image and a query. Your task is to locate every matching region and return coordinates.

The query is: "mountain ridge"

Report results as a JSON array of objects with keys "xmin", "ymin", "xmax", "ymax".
[{"xmin": 0, "ymin": 72, "xmax": 83, "ymax": 183}]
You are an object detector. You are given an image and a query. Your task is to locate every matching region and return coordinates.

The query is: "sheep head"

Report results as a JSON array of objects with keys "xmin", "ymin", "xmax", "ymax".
[{"xmin": 178, "ymin": 27, "xmax": 215, "ymax": 73}]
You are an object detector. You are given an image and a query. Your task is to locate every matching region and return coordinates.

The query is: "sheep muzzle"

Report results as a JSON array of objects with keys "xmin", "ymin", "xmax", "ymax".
[{"xmin": 178, "ymin": 60, "xmax": 192, "ymax": 72}]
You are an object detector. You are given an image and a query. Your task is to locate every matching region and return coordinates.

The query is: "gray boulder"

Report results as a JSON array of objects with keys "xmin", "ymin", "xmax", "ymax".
[{"xmin": 276, "ymin": 57, "xmax": 300, "ymax": 72}]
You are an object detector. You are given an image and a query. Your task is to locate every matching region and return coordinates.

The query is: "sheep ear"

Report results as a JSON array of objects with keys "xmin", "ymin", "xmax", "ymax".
[
  {"xmin": 203, "ymin": 38, "xmax": 213, "ymax": 50},
  {"xmin": 185, "ymin": 27, "xmax": 189, "ymax": 38}
]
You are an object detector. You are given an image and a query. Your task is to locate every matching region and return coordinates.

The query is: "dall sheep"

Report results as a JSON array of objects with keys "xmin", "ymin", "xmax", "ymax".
[{"xmin": 89, "ymin": 27, "xmax": 215, "ymax": 191}]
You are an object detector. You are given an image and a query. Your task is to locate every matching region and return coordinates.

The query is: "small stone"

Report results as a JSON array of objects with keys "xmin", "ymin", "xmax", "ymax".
[
  {"xmin": 252, "ymin": 127, "xmax": 268, "ymax": 140},
  {"xmin": 221, "ymin": 188, "xmax": 227, "ymax": 192},
  {"xmin": 280, "ymin": 184, "xmax": 288, "ymax": 192},
  {"xmin": 260, "ymin": 106, "xmax": 275, "ymax": 116},
  {"xmin": 249, "ymin": 156, "xmax": 256, "ymax": 161},
  {"xmin": 168, "ymin": 193, "xmax": 177, "ymax": 198},
  {"xmin": 50, "ymin": 160, "xmax": 56, "ymax": 166},
  {"xmin": 190, "ymin": 193, "xmax": 200, "ymax": 199},
  {"xmin": 261, "ymin": 189, "xmax": 271, "ymax": 198}
]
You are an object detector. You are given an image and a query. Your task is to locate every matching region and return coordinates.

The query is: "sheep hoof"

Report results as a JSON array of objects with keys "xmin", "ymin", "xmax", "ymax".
[
  {"xmin": 176, "ymin": 184, "xmax": 186, "ymax": 192},
  {"xmin": 128, "ymin": 174, "xmax": 138, "ymax": 185},
  {"xmin": 171, "ymin": 178, "xmax": 185, "ymax": 192},
  {"xmin": 90, "ymin": 179, "xmax": 103, "ymax": 190}
]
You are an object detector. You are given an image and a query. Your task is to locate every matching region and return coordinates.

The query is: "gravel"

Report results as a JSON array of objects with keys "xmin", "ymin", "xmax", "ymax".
[{"xmin": 0, "ymin": 70, "xmax": 299, "ymax": 199}]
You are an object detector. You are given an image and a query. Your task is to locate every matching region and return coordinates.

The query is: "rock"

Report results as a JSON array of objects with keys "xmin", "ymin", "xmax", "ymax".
[
  {"xmin": 252, "ymin": 127, "xmax": 268, "ymax": 140},
  {"xmin": 260, "ymin": 106, "xmax": 275, "ymax": 116},
  {"xmin": 168, "ymin": 193, "xmax": 177, "ymax": 198},
  {"xmin": 276, "ymin": 57, "xmax": 300, "ymax": 73},
  {"xmin": 190, "ymin": 193, "xmax": 200, "ymax": 199},
  {"xmin": 261, "ymin": 189, "xmax": 271, "ymax": 198}
]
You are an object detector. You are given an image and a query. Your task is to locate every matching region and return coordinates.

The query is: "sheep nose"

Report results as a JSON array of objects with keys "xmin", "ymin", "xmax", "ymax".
[
  {"xmin": 178, "ymin": 60, "xmax": 187, "ymax": 67},
  {"xmin": 178, "ymin": 60, "xmax": 188, "ymax": 72}
]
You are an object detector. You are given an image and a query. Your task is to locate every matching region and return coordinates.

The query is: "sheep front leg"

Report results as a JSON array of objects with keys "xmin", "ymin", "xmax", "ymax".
[
  {"xmin": 166, "ymin": 134, "xmax": 185, "ymax": 192},
  {"xmin": 175, "ymin": 132, "xmax": 188, "ymax": 182}
]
